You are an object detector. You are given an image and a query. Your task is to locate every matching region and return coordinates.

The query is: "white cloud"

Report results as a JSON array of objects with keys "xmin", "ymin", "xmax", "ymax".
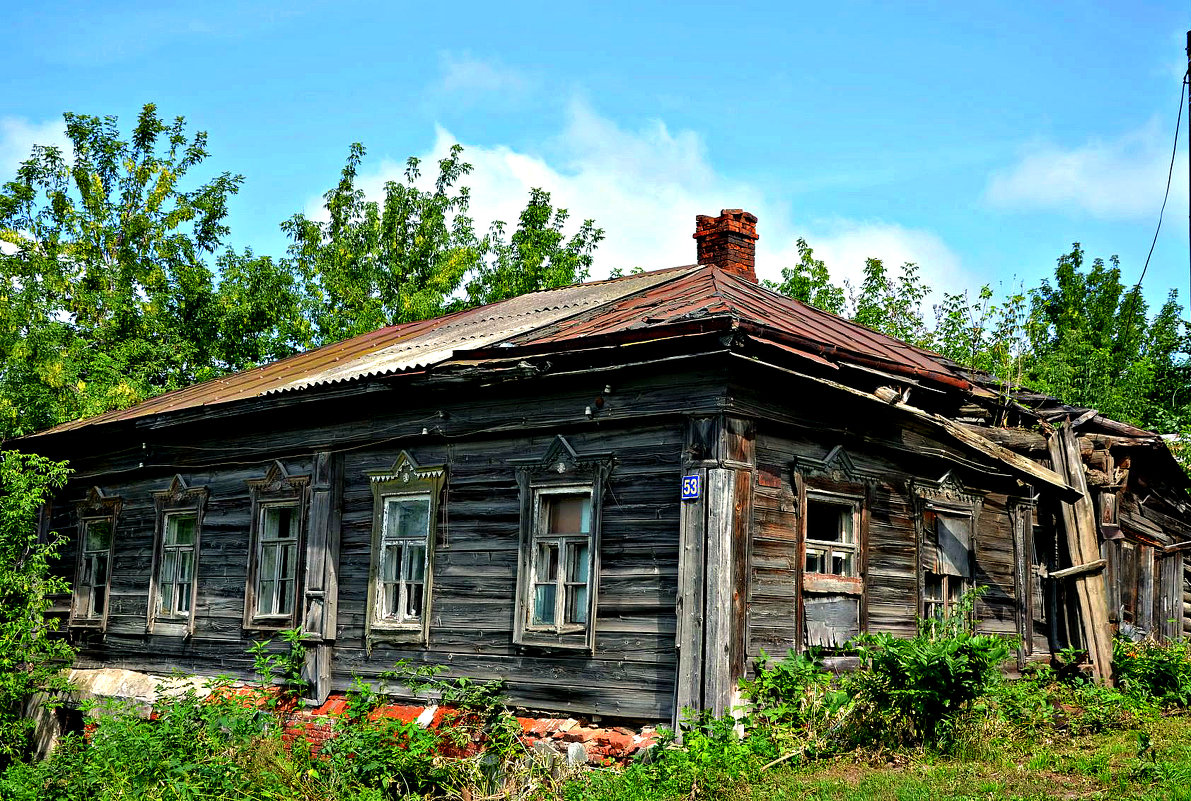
[
  {"xmin": 311, "ymin": 99, "xmax": 965, "ymax": 300},
  {"xmin": 795, "ymin": 219, "xmax": 972, "ymax": 298},
  {"xmin": 437, "ymin": 52, "xmax": 528, "ymax": 98},
  {"xmin": 985, "ymin": 118, "xmax": 1187, "ymax": 220},
  {"xmin": 0, "ymin": 117, "xmax": 70, "ymax": 182}
]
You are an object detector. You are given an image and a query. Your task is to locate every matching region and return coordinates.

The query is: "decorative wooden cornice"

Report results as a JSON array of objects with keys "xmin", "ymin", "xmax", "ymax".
[
  {"xmin": 152, "ymin": 474, "xmax": 208, "ymax": 509},
  {"xmin": 247, "ymin": 460, "xmax": 310, "ymax": 498},
  {"xmin": 77, "ymin": 486, "xmax": 121, "ymax": 518},
  {"xmin": 367, "ymin": 450, "xmax": 446, "ymax": 486},
  {"xmin": 510, "ymin": 435, "xmax": 614, "ymax": 480},
  {"xmin": 792, "ymin": 445, "xmax": 882, "ymax": 485}
]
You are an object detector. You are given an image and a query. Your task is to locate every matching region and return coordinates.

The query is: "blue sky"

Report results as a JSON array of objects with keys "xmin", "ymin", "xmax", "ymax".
[{"xmin": 3, "ymin": 1, "xmax": 1190, "ymax": 312}]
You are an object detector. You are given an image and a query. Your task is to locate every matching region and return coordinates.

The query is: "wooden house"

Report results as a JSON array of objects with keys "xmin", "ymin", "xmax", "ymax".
[{"xmin": 21, "ymin": 209, "xmax": 1191, "ymax": 724}]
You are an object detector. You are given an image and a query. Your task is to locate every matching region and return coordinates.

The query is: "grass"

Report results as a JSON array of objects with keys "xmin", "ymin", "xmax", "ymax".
[{"xmin": 717, "ymin": 714, "xmax": 1191, "ymax": 801}]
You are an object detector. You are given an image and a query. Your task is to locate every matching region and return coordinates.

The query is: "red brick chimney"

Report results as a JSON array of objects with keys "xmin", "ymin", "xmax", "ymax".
[{"xmin": 694, "ymin": 209, "xmax": 759, "ymax": 282}]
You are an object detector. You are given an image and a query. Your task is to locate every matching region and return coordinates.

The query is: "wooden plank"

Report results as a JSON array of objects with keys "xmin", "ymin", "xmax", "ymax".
[
  {"xmin": 704, "ymin": 468, "xmax": 736, "ymax": 718},
  {"xmin": 1048, "ymin": 424, "xmax": 1114, "ymax": 683},
  {"xmin": 674, "ymin": 465, "xmax": 706, "ymax": 722}
]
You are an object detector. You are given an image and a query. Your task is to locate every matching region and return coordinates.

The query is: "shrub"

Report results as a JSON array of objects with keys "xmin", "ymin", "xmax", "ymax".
[
  {"xmin": 1114, "ymin": 637, "xmax": 1191, "ymax": 707},
  {"xmin": 847, "ymin": 589, "xmax": 1012, "ymax": 746}
]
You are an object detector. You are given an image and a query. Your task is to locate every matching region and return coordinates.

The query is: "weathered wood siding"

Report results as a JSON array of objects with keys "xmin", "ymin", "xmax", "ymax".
[{"xmin": 42, "ymin": 365, "xmax": 714, "ymax": 722}]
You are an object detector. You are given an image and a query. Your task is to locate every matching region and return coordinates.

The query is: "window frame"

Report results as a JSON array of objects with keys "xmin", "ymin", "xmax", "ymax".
[
  {"xmin": 149, "ymin": 475, "xmax": 207, "ymax": 636},
  {"xmin": 526, "ymin": 486, "xmax": 595, "ymax": 635},
  {"xmin": 365, "ymin": 451, "xmax": 445, "ymax": 649},
  {"xmin": 511, "ymin": 436, "xmax": 612, "ymax": 652},
  {"xmin": 915, "ymin": 486, "xmax": 981, "ymax": 621},
  {"xmin": 801, "ymin": 491, "xmax": 863, "ymax": 593},
  {"xmin": 70, "ymin": 488, "xmax": 120, "ymax": 631},
  {"xmin": 243, "ymin": 462, "xmax": 310, "ymax": 631}
]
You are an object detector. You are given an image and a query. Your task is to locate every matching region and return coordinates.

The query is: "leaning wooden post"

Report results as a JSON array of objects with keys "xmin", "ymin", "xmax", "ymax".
[{"xmin": 1047, "ymin": 424, "xmax": 1114, "ymax": 684}]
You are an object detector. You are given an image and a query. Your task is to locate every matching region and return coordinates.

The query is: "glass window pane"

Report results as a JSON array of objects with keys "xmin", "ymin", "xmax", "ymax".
[
  {"xmin": 262, "ymin": 506, "xmax": 298, "ymax": 541},
  {"xmin": 566, "ymin": 585, "xmax": 588, "ymax": 624},
  {"xmin": 93, "ymin": 585, "xmax": 106, "ymax": 617},
  {"xmin": 158, "ymin": 578, "xmax": 175, "ymax": 616},
  {"xmin": 260, "ymin": 544, "xmax": 278, "ymax": 580},
  {"xmin": 386, "ymin": 498, "xmax": 430, "ymax": 540},
  {"xmin": 567, "ymin": 542, "xmax": 589, "ymax": 583},
  {"xmin": 278, "ymin": 580, "xmax": 293, "ymax": 615},
  {"xmin": 406, "ymin": 545, "xmax": 426, "ymax": 582},
  {"xmin": 406, "ymin": 582, "xmax": 424, "ymax": 620},
  {"xmin": 168, "ymin": 515, "xmax": 197, "ymax": 546},
  {"xmin": 830, "ymin": 550, "xmax": 854, "ymax": 577},
  {"xmin": 177, "ymin": 550, "xmax": 194, "ymax": 582},
  {"xmin": 258, "ymin": 580, "xmax": 275, "ymax": 615},
  {"xmin": 279, "ymin": 543, "xmax": 296, "ymax": 580},
  {"xmin": 533, "ymin": 583, "xmax": 556, "ymax": 625},
  {"xmin": 382, "ymin": 544, "xmax": 401, "ymax": 582},
  {"xmin": 160, "ymin": 550, "xmax": 176, "ymax": 586},
  {"xmin": 383, "ymin": 584, "xmax": 399, "ymax": 619},
  {"xmin": 805, "ymin": 547, "xmax": 827, "ymax": 574},
  {"xmin": 94, "ymin": 554, "xmax": 108, "ymax": 586},
  {"xmin": 536, "ymin": 542, "xmax": 559, "ymax": 581},
  {"xmin": 546, "ymin": 496, "xmax": 589, "ymax": 534},
  {"xmin": 176, "ymin": 584, "xmax": 191, "ymax": 614},
  {"xmin": 85, "ymin": 521, "xmax": 112, "ymax": 552}
]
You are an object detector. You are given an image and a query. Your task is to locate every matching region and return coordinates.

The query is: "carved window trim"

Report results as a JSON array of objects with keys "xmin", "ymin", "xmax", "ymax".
[
  {"xmin": 365, "ymin": 451, "xmax": 446, "ymax": 650},
  {"xmin": 70, "ymin": 487, "xmax": 121, "ymax": 631},
  {"xmin": 511, "ymin": 436, "xmax": 613, "ymax": 652},
  {"xmin": 243, "ymin": 461, "xmax": 310, "ymax": 631},
  {"xmin": 148, "ymin": 475, "xmax": 209, "ymax": 636}
]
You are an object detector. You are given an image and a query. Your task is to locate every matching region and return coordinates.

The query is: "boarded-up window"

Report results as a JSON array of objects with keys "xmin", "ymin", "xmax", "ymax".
[{"xmin": 801, "ymin": 491, "xmax": 864, "ymax": 648}]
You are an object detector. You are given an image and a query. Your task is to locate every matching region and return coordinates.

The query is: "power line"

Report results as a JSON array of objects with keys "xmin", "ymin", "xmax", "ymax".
[{"xmin": 1136, "ymin": 72, "xmax": 1186, "ymax": 291}]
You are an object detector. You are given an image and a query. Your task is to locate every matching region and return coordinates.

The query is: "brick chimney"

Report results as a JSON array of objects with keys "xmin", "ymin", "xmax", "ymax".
[{"xmin": 694, "ymin": 209, "xmax": 759, "ymax": 282}]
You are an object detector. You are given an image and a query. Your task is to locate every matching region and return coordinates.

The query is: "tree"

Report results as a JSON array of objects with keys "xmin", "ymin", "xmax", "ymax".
[
  {"xmin": 0, "ymin": 104, "xmax": 301, "ymax": 440},
  {"xmin": 284, "ymin": 144, "xmax": 603, "ymax": 345},
  {"xmin": 763, "ymin": 238, "xmax": 846, "ymax": 316},
  {"xmin": 0, "ymin": 450, "xmax": 72, "ymax": 766}
]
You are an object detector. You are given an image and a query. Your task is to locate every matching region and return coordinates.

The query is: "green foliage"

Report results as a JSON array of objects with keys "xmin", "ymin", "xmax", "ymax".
[
  {"xmin": 0, "ymin": 451, "xmax": 73, "ymax": 767},
  {"xmin": 848, "ymin": 590, "xmax": 1012, "ymax": 745},
  {"xmin": 763, "ymin": 239, "xmax": 845, "ymax": 316},
  {"xmin": 1114, "ymin": 637, "xmax": 1191, "ymax": 707},
  {"xmin": 1, "ymin": 108, "xmax": 604, "ymax": 441},
  {"xmin": 247, "ymin": 628, "xmax": 309, "ymax": 705},
  {"xmin": 283, "ymin": 143, "xmax": 603, "ymax": 346},
  {"xmin": 767, "ymin": 238, "xmax": 1191, "ymax": 447}
]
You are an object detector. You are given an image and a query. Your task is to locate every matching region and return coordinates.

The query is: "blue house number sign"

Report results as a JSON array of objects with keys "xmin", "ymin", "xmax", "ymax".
[{"xmin": 681, "ymin": 475, "xmax": 700, "ymax": 500}]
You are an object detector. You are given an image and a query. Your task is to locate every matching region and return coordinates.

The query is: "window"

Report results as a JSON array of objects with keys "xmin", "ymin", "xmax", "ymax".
[
  {"xmin": 529, "ymin": 490, "xmax": 593, "ymax": 630},
  {"xmin": 377, "ymin": 496, "xmax": 430, "ymax": 625},
  {"xmin": 150, "ymin": 474, "xmax": 207, "ymax": 635},
  {"xmin": 255, "ymin": 505, "xmax": 300, "ymax": 618},
  {"xmin": 244, "ymin": 462, "xmax": 309, "ymax": 630},
  {"xmin": 74, "ymin": 519, "xmax": 113, "ymax": 623},
  {"xmin": 924, "ymin": 509, "xmax": 974, "ymax": 619},
  {"xmin": 511, "ymin": 435, "xmax": 612, "ymax": 651},
  {"xmin": 366, "ymin": 451, "xmax": 445, "ymax": 648},
  {"xmin": 804, "ymin": 498, "xmax": 859, "ymax": 577},
  {"xmin": 157, "ymin": 514, "xmax": 197, "ymax": 619},
  {"xmin": 71, "ymin": 487, "xmax": 120, "ymax": 629}
]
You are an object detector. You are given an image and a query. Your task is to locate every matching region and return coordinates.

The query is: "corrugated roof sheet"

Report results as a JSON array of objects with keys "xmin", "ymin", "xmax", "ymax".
[{"xmin": 28, "ymin": 263, "xmax": 972, "ymax": 438}]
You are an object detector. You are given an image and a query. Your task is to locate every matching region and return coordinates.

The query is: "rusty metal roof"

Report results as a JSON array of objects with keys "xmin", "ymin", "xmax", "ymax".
[{"xmin": 29, "ymin": 263, "xmax": 972, "ymax": 438}]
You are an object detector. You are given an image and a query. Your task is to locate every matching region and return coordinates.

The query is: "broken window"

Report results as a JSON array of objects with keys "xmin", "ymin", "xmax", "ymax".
[
  {"xmin": 804, "ymin": 498, "xmax": 859, "ymax": 577},
  {"xmin": 801, "ymin": 491, "xmax": 864, "ymax": 648},
  {"xmin": 924, "ymin": 509, "xmax": 973, "ymax": 619},
  {"xmin": 156, "ymin": 513, "xmax": 197, "ymax": 619},
  {"xmin": 73, "ymin": 518, "xmax": 113, "ymax": 623},
  {"xmin": 528, "ymin": 489, "xmax": 593, "ymax": 631},
  {"xmin": 365, "ymin": 451, "xmax": 446, "ymax": 648}
]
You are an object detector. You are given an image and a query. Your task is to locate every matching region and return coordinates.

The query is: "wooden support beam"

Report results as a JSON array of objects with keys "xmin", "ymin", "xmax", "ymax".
[
  {"xmin": 1048, "ymin": 559, "xmax": 1107, "ymax": 581},
  {"xmin": 1048, "ymin": 424, "xmax": 1115, "ymax": 684}
]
